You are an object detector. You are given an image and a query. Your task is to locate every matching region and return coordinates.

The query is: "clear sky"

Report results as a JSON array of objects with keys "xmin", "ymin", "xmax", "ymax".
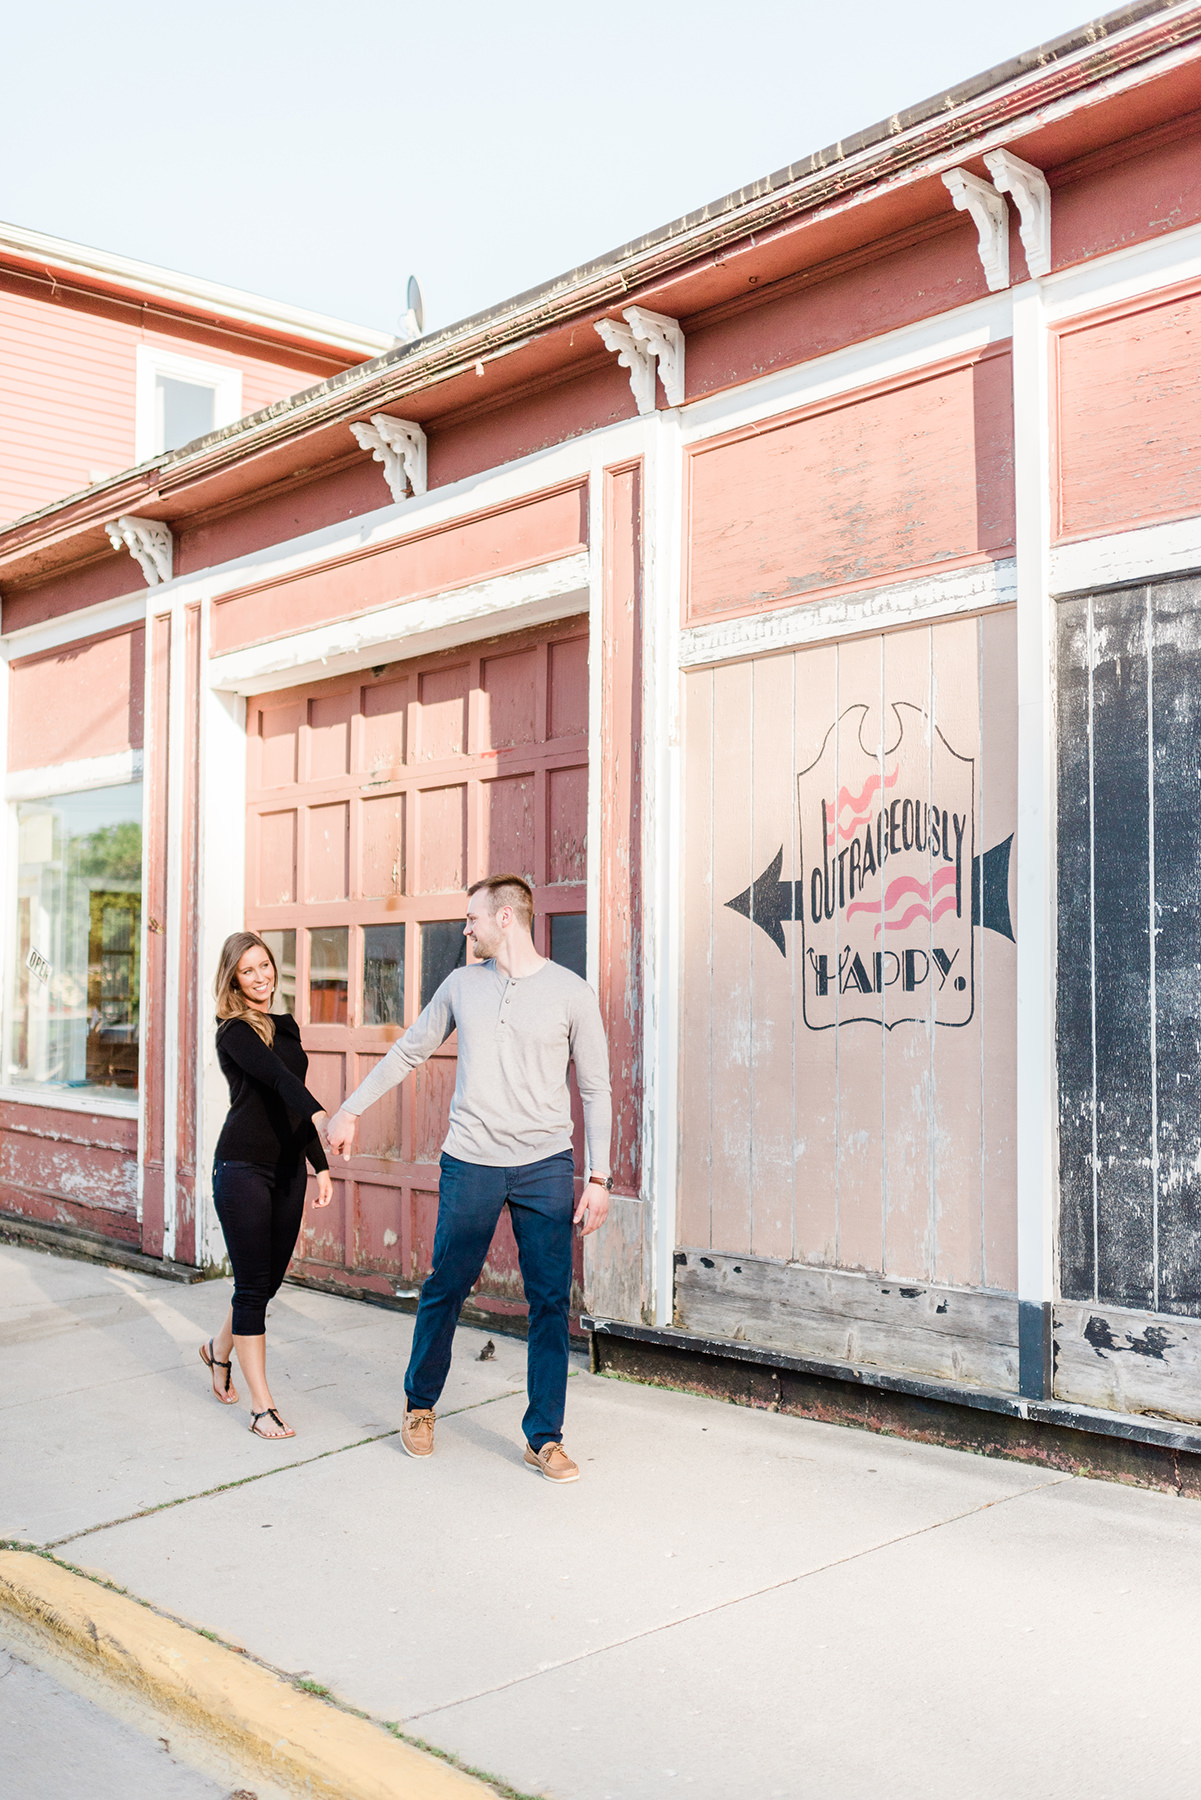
[{"xmin": 5, "ymin": 1, "xmax": 1105, "ymax": 336}]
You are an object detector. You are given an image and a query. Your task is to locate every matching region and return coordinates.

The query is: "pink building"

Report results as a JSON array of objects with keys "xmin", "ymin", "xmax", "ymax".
[
  {"xmin": 0, "ymin": 219, "xmax": 393, "ymax": 525},
  {"xmin": 4, "ymin": 3, "xmax": 1201, "ymax": 1476}
]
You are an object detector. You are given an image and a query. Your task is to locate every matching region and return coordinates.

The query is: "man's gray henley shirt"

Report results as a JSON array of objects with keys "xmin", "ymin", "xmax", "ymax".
[{"xmin": 341, "ymin": 958, "xmax": 612, "ymax": 1171}]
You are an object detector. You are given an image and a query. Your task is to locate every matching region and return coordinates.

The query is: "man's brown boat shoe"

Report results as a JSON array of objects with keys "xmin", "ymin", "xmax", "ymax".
[
  {"xmin": 401, "ymin": 1407, "xmax": 436, "ymax": 1458},
  {"xmin": 524, "ymin": 1440, "xmax": 580, "ymax": 1482}
]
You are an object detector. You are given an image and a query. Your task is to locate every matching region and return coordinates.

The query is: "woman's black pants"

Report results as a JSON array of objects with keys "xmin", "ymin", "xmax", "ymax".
[{"xmin": 212, "ymin": 1159, "xmax": 308, "ymax": 1336}]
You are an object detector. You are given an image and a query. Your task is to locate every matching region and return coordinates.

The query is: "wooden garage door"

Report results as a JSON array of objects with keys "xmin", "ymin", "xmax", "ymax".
[{"xmin": 244, "ymin": 616, "xmax": 590, "ymax": 1317}]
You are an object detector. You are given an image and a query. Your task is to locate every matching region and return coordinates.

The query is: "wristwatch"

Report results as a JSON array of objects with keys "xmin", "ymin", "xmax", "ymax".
[{"xmin": 589, "ymin": 1172, "xmax": 613, "ymax": 1190}]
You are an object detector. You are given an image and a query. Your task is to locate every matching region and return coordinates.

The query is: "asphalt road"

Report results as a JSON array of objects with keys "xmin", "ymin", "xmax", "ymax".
[{"xmin": 0, "ymin": 1637, "xmax": 244, "ymax": 1800}]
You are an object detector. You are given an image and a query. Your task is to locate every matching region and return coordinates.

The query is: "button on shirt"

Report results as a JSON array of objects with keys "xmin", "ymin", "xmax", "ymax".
[{"xmin": 341, "ymin": 959, "xmax": 612, "ymax": 1170}]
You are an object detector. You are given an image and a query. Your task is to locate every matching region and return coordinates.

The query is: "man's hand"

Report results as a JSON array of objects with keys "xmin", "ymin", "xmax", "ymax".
[
  {"xmin": 325, "ymin": 1110, "xmax": 358, "ymax": 1161},
  {"xmin": 573, "ymin": 1179, "xmax": 610, "ymax": 1237},
  {"xmin": 314, "ymin": 1170, "xmax": 333, "ymax": 1208}
]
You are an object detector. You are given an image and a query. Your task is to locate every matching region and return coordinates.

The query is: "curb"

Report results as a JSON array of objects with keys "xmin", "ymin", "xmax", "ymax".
[{"xmin": 0, "ymin": 1551, "xmax": 489, "ymax": 1799}]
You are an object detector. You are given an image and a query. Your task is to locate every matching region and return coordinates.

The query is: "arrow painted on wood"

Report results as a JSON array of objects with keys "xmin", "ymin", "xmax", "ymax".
[
  {"xmin": 724, "ymin": 847, "xmax": 802, "ymax": 954},
  {"xmin": 726, "ymin": 835, "xmax": 1015, "ymax": 956}
]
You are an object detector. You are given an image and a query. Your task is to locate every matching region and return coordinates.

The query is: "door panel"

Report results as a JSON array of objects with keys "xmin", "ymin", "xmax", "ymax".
[{"xmin": 245, "ymin": 616, "xmax": 590, "ymax": 1318}]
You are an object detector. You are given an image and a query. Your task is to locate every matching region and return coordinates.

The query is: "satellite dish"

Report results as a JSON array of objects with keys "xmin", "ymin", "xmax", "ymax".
[{"xmin": 406, "ymin": 275, "xmax": 425, "ymax": 336}]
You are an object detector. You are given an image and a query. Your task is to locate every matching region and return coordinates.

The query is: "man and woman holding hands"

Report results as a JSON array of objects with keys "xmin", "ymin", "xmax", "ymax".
[{"xmin": 199, "ymin": 874, "xmax": 611, "ymax": 1482}]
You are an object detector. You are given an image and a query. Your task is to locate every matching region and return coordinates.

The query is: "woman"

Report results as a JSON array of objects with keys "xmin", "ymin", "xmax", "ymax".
[{"xmin": 200, "ymin": 931, "xmax": 332, "ymax": 1438}]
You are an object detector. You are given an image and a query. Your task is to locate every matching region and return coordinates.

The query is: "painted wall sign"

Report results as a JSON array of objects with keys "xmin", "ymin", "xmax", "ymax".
[
  {"xmin": 727, "ymin": 701, "xmax": 1013, "ymax": 1028},
  {"xmin": 682, "ymin": 614, "xmax": 1019, "ymax": 1291}
]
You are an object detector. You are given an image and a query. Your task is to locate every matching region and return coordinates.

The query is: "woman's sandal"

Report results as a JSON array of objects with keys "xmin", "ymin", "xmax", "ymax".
[
  {"xmin": 199, "ymin": 1340, "xmax": 239, "ymax": 1405},
  {"xmin": 250, "ymin": 1407, "xmax": 295, "ymax": 1440}
]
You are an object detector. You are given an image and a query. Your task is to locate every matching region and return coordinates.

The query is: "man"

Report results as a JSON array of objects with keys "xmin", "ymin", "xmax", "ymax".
[{"xmin": 325, "ymin": 874, "xmax": 611, "ymax": 1483}]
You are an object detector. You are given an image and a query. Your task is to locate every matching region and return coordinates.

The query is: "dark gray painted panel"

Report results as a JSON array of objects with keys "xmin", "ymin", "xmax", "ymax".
[
  {"xmin": 1056, "ymin": 595, "xmax": 1097, "ymax": 1301},
  {"xmin": 1089, "ymin": 588, "xmax": 1154, "ymax": 1309},
  {"xmin": 1150, "ymin": 580, "xmax": 1201, "ymax": 1314}
]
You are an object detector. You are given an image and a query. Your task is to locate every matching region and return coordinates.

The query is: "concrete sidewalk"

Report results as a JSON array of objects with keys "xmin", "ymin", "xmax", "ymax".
[{"xmin": 2, "ymin": 1240, "xmax": 1200, "ymax": 1800}]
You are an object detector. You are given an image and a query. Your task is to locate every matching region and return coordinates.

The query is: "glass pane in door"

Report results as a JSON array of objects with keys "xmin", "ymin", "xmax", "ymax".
[
  {"xmin": 260, "ymin": 929, "xmax": 296, "ymax": 1013},
  {"xmin": 550, "ymin": 912, "xmax": 586, "ymax": 980},
  {"xmin": 309, "ymin": 926, "xmax": 348, "ymax": 1023},
  {"xmin": 363, "ymin": 924, "xmax": 404, "ymax": 1025},
  {"xmin": 420, "ymin": 920, "xmax": 465, "ymax": 1009}
]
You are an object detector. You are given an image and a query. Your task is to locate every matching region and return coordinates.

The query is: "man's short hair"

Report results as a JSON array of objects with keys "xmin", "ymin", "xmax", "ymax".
[{"xmin": 467, "ymin": 873, "xmax": 534, "ymax": 931}]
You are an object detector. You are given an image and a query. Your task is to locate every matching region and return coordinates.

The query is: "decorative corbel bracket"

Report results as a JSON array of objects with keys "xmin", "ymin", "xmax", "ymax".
[
  {"xmin": 105, "ymin": 515, "xmax": 173, "ymax": 586},
  {"xmin": 595, "ymin": 305, "xmax": 685, "ymax": 414},
  {"xmin": 350, "ymin": 414, "xmax": 428, "ymax": 502},
  {"xmin": 983, "ymin": 149, "xmax": 1051, "ymax": 279},
  {"xmin": 942, "ymin": 168, "xmax": 1010, "ymax": 292}
]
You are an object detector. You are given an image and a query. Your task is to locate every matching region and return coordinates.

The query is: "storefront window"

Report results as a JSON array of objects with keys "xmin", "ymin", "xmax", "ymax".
[{"xmin": 6, "ymin": 785, "xmax": 143, "ymax": 1101}]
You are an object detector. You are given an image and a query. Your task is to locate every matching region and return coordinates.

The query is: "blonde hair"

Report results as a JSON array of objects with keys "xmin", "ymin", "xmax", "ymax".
[{"xmin": 214, "ymin": 931, "xmax": 278, "ymax": 1047}]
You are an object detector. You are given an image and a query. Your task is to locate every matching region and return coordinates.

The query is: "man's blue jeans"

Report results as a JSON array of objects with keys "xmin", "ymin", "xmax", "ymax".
[{"xmin": 404, "ymin": 1149, "xmax": 576, "ymax": 1450}]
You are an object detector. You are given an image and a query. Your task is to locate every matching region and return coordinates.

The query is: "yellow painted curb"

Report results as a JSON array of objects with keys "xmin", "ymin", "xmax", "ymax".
[{"xmin": 0, "ymin": 1551, "xmax": 489, "ymax": 1799}]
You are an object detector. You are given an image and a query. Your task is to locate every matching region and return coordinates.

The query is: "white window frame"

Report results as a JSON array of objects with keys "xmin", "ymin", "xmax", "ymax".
[{"xmin": 135, "ymin": 345, "xmax": 243, "ymax": 464}]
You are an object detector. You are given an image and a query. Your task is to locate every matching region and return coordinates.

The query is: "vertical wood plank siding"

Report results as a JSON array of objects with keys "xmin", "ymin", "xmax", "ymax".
[
  {"xmin": 141, "ymin": 612, "xmax": 172, "ymax": 1258},
  {"xmin": 599, "ymin": 463, "xmax": 643, "ymax": 1198},
  {"xmin": 680, "ymin": 613, "xmax": 1018, "ymax": 1290},
  {"xmin": 1058, "ymin": 576, "xmax": 1201, "ymax": 1317},
  {"xmin": 174, "ymin": 605, "xmax": 202, "ymax": 1265}
]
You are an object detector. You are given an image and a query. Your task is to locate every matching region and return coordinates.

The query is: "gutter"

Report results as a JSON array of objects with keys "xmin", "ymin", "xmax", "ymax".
[
  {"xmin": 2, "ymin": 0, "xmax": 1197, "ymax": 566},
  {"xmin": 0, "ymin": 219, "xmax": 394, "ymax": 358}
]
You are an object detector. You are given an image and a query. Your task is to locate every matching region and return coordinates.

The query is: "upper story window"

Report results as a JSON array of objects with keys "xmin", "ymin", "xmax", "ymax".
[{"xmin": 134, "ymin": 346, "xmax": 243, "ymax": 462}]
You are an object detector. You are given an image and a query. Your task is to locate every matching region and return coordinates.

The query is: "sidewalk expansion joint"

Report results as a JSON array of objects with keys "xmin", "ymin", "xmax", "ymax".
[
  {"xmin": 39, "ymin": 1380, "xmax": 548, "ymax": 1549},
  {"xmin": 405, "ymin": 1474, "xmax": 1074, "ymax": 1724}
]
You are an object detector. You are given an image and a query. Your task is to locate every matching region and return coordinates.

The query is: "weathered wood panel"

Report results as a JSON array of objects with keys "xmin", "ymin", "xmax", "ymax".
[
  {"xmin": 142, "ymin": 610, "xmax": 171, "ymax": 1260},
  {"xmin": 586, "ymin": 460, "xmax": 647, "ymax": 1321},
  {"xmin": 680, "ymin": 614, "xmax": 1018, "ymax": 1324},
  {"xmin": 677, "ymin": 666, "xmax": 714, "ymax": 1249},
  {"xmin": 675, "ymin": 1249, "xmax": 1018, "ymax": 1391},
  {"xmin": 212, "ymin": 481, "xmax": 588, "ymax": 655},
  {"xmin": 1149, "ymin": 584, "xmax": 1201, "ymax": 1316},
  {"xmin": 790, "ymin": 644, "xmax": 839, "ymax": 1267},
  {"xmin": 1056, "ymin": 287, "xmax": 1201, "ymax": 542},
  {"xmin": 1054, "ymin": 1301, "xmax": 1201, "ymax": 1423},
  {"xmin": 584, "ymin": 1194, "xmax": 652, "ymax": 1326},
  {"xmin": 7, "ymin": 624, "xmax": 145, "ymax": 771},
  {"xmin": 1056, "ymin": 575, "xmax": 1201, "ymax": 1319},
  {"xmin": 750, "ymin": 651, "xmax": 798, "ymax": 1259},
  {"xmin": 1093, "ymin": 590, "xmax": 1155, "ymax": 1308},
  {"xmin": 979, "ymin": 610, "xmax": 1018, "ymax": 1290},
  {"xmin": 685, "ymin": 347, "xmax": 1014, "ymax": 625},
  {"xmin": 1055, "ymin": 594, "xmax": 1096, "ymax": 1300}
]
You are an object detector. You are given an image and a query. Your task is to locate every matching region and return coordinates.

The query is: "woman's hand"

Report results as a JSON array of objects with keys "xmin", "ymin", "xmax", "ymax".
[{"xmin": 314, "ymin": 1170, "xmax": 333, "ymax": 1209}]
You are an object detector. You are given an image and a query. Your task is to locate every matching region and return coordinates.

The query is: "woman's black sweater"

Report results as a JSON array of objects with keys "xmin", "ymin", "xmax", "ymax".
[{"xmin": 214, "ymin": 1014, "xmax": 329, "ymax": 1173}]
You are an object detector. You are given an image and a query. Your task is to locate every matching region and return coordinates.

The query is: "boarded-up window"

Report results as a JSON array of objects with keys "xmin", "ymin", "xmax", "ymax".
[{"xmin": 1057, "ymin": 577, "xmax": 1201, "ymax": 1316}]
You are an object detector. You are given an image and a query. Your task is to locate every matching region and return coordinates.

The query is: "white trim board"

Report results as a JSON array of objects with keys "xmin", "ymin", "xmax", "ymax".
[
  {"xmin": 0, "ymin": 221, "xmax": 393, "ymax": 359},
  {"xmin": 0, "ymin": 1084, "xmax": 139, "ymax": 1120},
  {"xmin": 679, "ymin": 559, "xmax": 1017, "ymax": 667},
  {"xmin": 2, "ymin": 593, "xmax": 146, "ymax": 660},
  {"xmin": 1050, "ymin": 515, "xmax": 1201, "ymax": 597},
  {"xmin": 5, "ymin": 749, "xmax": 143, "ymax": 802},
  {"xmin": 208, "ymin": 552, "xmax": 592, "ymax": 695}
]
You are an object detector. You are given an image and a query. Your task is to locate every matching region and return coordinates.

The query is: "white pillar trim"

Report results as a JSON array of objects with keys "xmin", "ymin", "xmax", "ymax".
[
  {"xmin": 643, "ymin": 408, "xmax": 684, "ymax": 1326},
  {"xmin": 1012, "ymin": 278, "xmax": 1056, "ymax": 1397}
]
